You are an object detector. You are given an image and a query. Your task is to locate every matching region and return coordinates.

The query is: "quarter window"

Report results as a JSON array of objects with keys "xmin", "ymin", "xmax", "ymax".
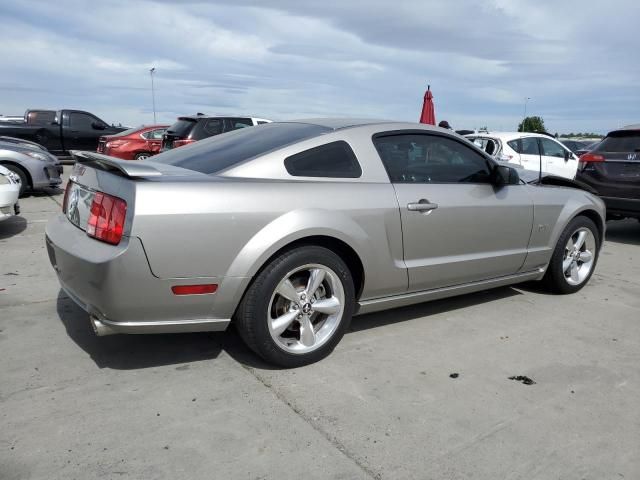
[
  {"xmin": 373, "ymin": 134, "xmax": 493, "ymax": 183},
  {"xmin": 540, "ymin": 138, "xmax": 566, "ymax": 158},
  {"xmin": 507, "ymin": 139, "xmax": 521, "ymax": 153},
  {"xmin": 284, "ymin": 141, "xmax": 362, "ymax": 178},
  {"xmin": 228, "ymin": 118, "xmax": 254, "ymax": 130}
]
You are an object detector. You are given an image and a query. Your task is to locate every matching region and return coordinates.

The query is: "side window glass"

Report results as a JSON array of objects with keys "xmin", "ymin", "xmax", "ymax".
[
  {"xmin": 284, "ymin": 141, "xmax": 362, "ymax": 178},
  {"xmin": 69, "ymin": 113, "xmax": 96, "ymax": 130},
  {"xmin": 507, "ymin": 139, "xmax": 521, "ymax": 153},
  {"xmin": 203, "ymin": 119, "xmax": 223, "ymax": 135},
  {"xmin": 520, "ymin": 137, "xmax": 540, "ymax": 155},
  {"xmin": 541, "ymin": 138, "xmax": 566, "ymax": 158},
  {"xmin": 151, "ymin": 129, "xmax": 165, "ymax": 139},
  {"xmin": 374, "ymin": 134, "xmax": 493, "ymax": 184},
  {"xmin": 229, "ymin": 118, "xmax": 254, "ymax": 130}
]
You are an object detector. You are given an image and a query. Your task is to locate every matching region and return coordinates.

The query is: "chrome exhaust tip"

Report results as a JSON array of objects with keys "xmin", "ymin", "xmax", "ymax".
[{"xmin": 90, "ymin": 316, "xmax": 117, "ymax": 336}]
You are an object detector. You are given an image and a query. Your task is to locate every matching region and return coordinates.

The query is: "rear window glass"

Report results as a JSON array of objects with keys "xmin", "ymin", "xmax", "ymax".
[
  {"xmin": 284, "ymin": 141, "xmax": 361, "ymax": 178},
  {"xmin": 111, "ymin": 126, "xmax": 145, "ymax": 137},
  {"xmin": 152, "ymin": 122, "xmax": 331, "ymax": 175},
  {"xmin": 507, "ymin": 139, "xmax": 521, "ymax": 153},
  {"xmin": 166, "ymin": 119, "xmax": 196, "ymax": 137},
  {"xmin": 596, "ymin": 131, "xmax": 640, "ymax": 153},
  {"xmin": 27, "ymin": 111, "xmax": 56, "ymax": 125}
]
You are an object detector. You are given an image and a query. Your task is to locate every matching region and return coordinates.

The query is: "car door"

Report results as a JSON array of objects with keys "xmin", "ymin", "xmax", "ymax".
[
  {"xmin": 67, "ymin": 112, "xmax": 104, "ymax": 150},
  {"xmin": 516, "ymin": 137, "xmax": 545, "ymax": 173},
  {"xmin": 146, "ymin": 128, "xmax": 165, "ymax": 154},
  {"xmin": 373, "ymin": 132, "xmax": 534, "ymax": 292},
  {"xmin": 540, "ymin": 137, "xmax": 577, "ymax": 179}
]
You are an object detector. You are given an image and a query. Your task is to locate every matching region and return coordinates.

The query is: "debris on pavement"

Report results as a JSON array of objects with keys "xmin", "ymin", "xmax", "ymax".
[
  {"xmin": 508, "ymin": 375, "xmax": 536, "ymax": 385},
  {"xmin": 449, "ymin": 373, "xmax": 459, "ymax": 379}
]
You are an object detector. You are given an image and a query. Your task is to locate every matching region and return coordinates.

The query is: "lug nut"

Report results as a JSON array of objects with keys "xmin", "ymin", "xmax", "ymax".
[{"xmin": 301, "ymin": 294, "xmax": 306, "ymax": 300}]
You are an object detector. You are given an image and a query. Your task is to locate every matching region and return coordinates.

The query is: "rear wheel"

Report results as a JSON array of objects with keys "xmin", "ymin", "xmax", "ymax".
[
  {"xmin": 134, "ymin": 152, "xmax": 151, "ymax": 160},
  {"xmin": 2, "ymin": 164, "xmax": 29, "ymax": 197},
  {"xmin": 542, "ymin": 216, "xmax": 600, "ymax": 294},
  {"xmin": 235, "ymin": 246, "xmax": 355, "ymax": 367}
]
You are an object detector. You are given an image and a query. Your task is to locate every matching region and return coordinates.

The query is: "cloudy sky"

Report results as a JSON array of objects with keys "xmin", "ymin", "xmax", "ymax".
[{"xmin": 1, "ymin": 0, "xmax": 638, "ymax": 134}]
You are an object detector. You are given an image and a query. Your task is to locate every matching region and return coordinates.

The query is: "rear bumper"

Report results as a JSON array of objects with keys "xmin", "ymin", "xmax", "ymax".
[
  {"xmin": 0, "ymin": 184, "xmax": 20, "ymax": 220},
  {"xmin": 45, "ymin": 213, "xmax": 232, "ymax": 334},
  {"xmin": 602, "ymin": 196, "xmax": 640, "ymax": 218}
]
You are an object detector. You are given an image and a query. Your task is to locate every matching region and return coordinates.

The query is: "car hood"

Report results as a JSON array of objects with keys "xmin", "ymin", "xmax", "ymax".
[{"xmin": 0, "ymin": 143, "xmax": 59, "ymax": 163}]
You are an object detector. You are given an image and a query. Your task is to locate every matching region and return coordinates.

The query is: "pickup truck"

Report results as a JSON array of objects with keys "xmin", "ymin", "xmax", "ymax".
[{"xmin": 0, "ymin": 109, "xmax": 127, "ymax": 156}]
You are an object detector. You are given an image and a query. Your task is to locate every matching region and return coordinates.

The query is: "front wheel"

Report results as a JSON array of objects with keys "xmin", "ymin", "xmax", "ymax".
[
  {"xmin": 235, "ymin": 246, "xmax": 355, "ymax": 367},
  {"xmin": 134, "ymin": 152, "xmax": 151, "ymax": 160},
  {"xmin": 542, "ymin": 216, "xmax": 600, "ymax": 294}
]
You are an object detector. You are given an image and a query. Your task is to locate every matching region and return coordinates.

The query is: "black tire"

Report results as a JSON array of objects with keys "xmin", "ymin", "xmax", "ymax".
[
  {"xmin": 134, "ymin": 152, "xmax": 151, "ymax": 160},
  {"xmin": 541, "ymin": 216, "xmax": 600, "ymax": 294},
  {"xmin": 2, "ymin": 164, "xmax": 29, "ymax": 197},
  {"xmin": 235, "ymin": 245, "xmax": 355, "ymax": 367}
]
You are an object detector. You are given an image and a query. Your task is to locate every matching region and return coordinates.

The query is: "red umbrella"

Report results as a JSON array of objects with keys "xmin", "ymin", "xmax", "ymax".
[{"xmin": 419, "ymin": 85, "xmax": 436, "ymax": 125}]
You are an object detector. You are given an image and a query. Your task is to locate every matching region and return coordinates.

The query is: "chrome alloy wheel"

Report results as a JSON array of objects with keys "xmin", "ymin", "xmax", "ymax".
[
  {"xmin": 562, "ymin": 227, "xmax": 596, "ymax": 286},
  {"xmin": 268, "ymin": 264, "xmax": 345, "ymax": 354}
]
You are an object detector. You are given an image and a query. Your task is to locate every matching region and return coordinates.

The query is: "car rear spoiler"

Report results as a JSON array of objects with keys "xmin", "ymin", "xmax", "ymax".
[{"xmin": 70, "ymin": 151, "xmax": 163, "ymax": 177}]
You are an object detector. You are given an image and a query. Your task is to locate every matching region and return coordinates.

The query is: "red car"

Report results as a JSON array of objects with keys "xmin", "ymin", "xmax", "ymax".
[{"xmin": 97, "ymin": 125, "xmax": 168, "ymax": 160}]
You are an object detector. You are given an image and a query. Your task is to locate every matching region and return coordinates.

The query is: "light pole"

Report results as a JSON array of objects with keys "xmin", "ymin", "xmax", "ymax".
[
  {"xmin": 150, "ymin": 67, "xmax": 157, "ymax": 123},
  {"xmin": 522, "ymin": 97, "xmax": 530, "ymax": 131}
]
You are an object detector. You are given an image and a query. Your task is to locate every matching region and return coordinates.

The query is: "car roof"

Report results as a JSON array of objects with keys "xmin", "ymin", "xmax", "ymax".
[
  {"xmin": 610, "ymin": 124, "xmax": 640, "ymax": 133},
  {"xmin": 465, "ymin": 131, "xmax": 556, "ymax": 141},
  {"xmin": 177, "ymin": 114, "xmax": 266, "ymax": 121}
]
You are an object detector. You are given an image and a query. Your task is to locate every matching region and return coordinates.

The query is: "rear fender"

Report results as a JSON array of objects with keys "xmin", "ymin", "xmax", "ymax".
[{"xmin": 216, "ymin": 208, "xmax": 371, "ymax": 317}]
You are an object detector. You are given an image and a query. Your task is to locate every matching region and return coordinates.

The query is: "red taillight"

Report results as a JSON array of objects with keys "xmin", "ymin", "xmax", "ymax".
[
  {"xmin": 86, "ymin": 192, "xmax": 127, "ymax": 245},
  {"xmin": 171, "ymin": 284, "xmax": 218, "ymax": 295},
  {"xmin": 173, "ymin": 139, "xmax": 196, "ymax": 148},
  {"xmin": 579, "ymin": 153, "xmax": 605, "ymax": 163},
  {"xmin": 62, "ymin": 181, "xmax": 72, "ymax": 214}
]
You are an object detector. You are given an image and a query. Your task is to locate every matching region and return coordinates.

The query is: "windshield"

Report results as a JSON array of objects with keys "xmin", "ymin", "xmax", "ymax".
[{"xmin": 151, "ymin": 122, "xmax": 331, "ymax": 174}]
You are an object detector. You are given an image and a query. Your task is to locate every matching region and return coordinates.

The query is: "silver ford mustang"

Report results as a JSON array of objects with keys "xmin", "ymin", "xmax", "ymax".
[{"xmin": 46, "ymin": 119, "xmax": 605, "ymax": 366}]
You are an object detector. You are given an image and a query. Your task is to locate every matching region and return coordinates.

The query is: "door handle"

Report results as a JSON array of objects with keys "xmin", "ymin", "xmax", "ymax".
[{"xmin": 407, "ymin": 199, "xmax": 438, "ymax": 213}]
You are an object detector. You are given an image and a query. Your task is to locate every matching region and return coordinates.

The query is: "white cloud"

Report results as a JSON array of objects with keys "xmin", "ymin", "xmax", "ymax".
[{"xmin": 0, "ymin": 0, "xmax": 637, "ymax": 133}]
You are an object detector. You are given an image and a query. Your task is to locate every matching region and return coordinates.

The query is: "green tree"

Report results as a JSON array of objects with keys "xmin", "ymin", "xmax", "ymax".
[{"xmin": 518, "ymin": 116, "xmax": 546, "ymax": 133}]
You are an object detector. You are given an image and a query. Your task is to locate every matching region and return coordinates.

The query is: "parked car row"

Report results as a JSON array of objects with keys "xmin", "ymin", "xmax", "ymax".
[
  {"xmin": 0, "ymin": 109, "xmax": 128, "ymax": 156},
  {"xmin": 95, "ymin": 115, "xmax": 272, "ymax": 161},
  {"xmin": 465, "ymin": 125, "xmax": 640, "ymax": 221}
]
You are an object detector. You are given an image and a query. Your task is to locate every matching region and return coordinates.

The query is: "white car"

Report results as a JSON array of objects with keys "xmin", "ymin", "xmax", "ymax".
[
  {"xmin": 0, "ymin": 164, "xmax": 20, "ymax": 221},
  {"xmin": 465, "ymin": 132, "xmax": 579, "ymax": 179}
]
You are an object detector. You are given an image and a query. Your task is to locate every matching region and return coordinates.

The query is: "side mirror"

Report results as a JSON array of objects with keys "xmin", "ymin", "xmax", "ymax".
[
  {"xmin": 493, "ymin": 164, "xmax": 520, "ymax": 186},
  {"xmin": 564, "ymin": 150, "xmax": 571, "ymax": 161},
  {"xmin": 92, "ymin": 121, "xmax": 106, "ymax": 130}
]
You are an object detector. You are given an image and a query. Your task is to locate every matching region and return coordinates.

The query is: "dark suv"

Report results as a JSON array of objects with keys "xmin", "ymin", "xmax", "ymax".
[
  {"xmin": 161, "ymin": 115, "xmax": 271, "ymax": 151},
  {"xmin": 576, "ymin": 124, "xmax": 640, "ymax": 220}
]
